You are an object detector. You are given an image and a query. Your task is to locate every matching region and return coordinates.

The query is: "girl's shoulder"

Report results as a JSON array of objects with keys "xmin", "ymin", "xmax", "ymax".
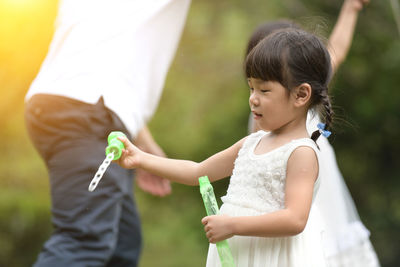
[{"xmin": 284, "ymin": 138, "xmax": 321, "ymax": 175}]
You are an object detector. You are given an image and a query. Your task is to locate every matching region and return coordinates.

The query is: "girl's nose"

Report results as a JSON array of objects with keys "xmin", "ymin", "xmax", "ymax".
[{"xmin": 249, "ymin": 93, "xmax": 259, "ymax": 106}]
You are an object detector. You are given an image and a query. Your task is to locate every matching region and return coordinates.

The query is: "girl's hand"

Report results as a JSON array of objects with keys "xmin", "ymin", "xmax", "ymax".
[
  {"xmin": 201, "ymin": 215, "xmax": 234, "ymax": 243},
  {"xmin": 116, "ymin": 136, "xmax": 142, "ymax": 169}
]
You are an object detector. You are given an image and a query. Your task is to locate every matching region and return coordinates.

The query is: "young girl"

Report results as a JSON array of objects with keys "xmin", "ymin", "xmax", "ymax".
[
  {"xmin": 117, "ymin": 29, "xmax": 333, "ymax": 266},
  {"xmin": 246, "ymin": 1, "xmax": 380, "ymax": 267}
]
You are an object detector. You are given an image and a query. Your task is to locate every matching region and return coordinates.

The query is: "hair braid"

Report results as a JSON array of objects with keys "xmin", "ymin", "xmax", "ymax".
[
  {"xmin": 322, "ymin": 93, "xmax": 334, "ymax": 130},
  {"xmin": 311, "ymin": 88, "xmax": 334, "ymax": 142}
]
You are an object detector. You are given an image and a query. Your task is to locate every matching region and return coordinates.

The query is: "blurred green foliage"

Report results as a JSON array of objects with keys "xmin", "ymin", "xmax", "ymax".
[{"xmin": 0, "ymin": 0, "xmax": 399, "ymax": 266}]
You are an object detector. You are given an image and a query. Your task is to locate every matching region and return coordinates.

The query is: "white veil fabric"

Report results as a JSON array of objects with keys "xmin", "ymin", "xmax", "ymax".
[
  {"xmin": 307, "ymin": 111, "xmax": 380, "ymax": 267},
  {"xmin": 248, "ymin": 112, "xmax": 380, "ymax": 266}
]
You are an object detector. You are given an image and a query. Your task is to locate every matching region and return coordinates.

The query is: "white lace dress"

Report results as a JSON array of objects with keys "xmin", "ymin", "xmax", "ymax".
[{"xmin": 205, "ymin": 131, "xmax": 328, "ymax": 267}]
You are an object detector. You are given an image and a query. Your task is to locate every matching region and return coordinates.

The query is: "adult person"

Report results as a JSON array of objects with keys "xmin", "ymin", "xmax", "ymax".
[{"xmin": 24, "ymin": 0, "xmax": 191, "ymax": 266}]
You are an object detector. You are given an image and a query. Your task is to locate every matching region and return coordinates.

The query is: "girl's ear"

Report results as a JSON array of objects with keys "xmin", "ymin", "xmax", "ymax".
[{"xmin": 292, "ymin": 83, "xmax": 312, "ymax": 107}]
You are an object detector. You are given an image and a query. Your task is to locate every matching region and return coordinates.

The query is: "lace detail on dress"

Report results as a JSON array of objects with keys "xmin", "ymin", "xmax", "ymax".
[{"xmin": 221, "ymin": 131, "xmax": 320, "ymax": 213}]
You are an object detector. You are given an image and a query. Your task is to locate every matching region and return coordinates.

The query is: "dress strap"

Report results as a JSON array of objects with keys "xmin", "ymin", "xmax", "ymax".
[
  {"xmin": 286, "ymin": 138, "xmax": 320, "ymax": 155},
  {"xmin": 240, "ymin": 130, "xmax": 267, "ymax": 154}
]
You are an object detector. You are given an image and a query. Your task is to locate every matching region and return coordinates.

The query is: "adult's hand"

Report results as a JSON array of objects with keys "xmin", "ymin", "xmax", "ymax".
[
  {"xmin": 136, "ymin": 169, "xmax": 171, "ymax": 197},
  {"xmin": 347, "ymin": 0, "xmax": 369, "ymax": 11}
]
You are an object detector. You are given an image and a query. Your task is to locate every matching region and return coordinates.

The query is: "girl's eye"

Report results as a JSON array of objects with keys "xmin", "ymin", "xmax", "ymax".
[
  {"xmin": 261, "ymin": 90, "xmax": 270, "ymax": 93},
  {"xmin": 249, "ymin": 88, "xmax": 254, "ymax": 92}
]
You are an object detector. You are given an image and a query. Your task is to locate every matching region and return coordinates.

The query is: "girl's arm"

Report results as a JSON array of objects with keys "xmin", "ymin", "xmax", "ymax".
[
  {"xmin": 202, "ymin": 146, "xmax": 319, "ymax": 243},
  {"xmin": 117, "ymin": 136, "xmax": 246, "ymax": 186},
  {"xmin": 133, "ymin": 126, "xmax": 171, "ymax": 196},
  {"xmin": 328, "ymin": 0, "xmax": 369, "ymax": 74}
]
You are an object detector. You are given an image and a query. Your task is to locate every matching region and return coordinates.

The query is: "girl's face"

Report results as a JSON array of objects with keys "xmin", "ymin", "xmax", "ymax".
[{"xmin": 248, "ymin": 78, "xmax": 297, "ymax": 132}]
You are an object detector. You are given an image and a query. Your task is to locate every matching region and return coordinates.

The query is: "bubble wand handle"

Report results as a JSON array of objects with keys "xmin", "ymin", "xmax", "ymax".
[
  {"xmin": 199, "ymin": 176, "xmax": 236, "ymax": 267},
  {"xmin": 88, "ymin": 152, "xmax": 114, "ymax": 192},
  {"xmin": 88, "ymin": 131, "xmax": 127, "ymax": 192}
]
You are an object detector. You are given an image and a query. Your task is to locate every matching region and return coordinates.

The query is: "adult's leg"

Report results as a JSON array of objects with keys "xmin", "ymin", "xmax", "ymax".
[
  {"xmin": 105, "ymin": 181, "xmax": 142, "ymax": 267},
  {"xmin": 25, "ymin": 95, "xmax": 141, "ymax": 267}
]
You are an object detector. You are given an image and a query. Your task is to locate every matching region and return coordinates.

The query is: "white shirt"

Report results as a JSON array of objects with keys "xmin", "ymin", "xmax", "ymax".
[{"xmin": 26, "ymin": 0, "xmax": 191, "ymax": 137}]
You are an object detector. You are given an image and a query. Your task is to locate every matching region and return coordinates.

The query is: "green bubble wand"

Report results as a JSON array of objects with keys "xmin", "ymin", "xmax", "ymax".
[{"xmin": 199, "ymin": 176, "xmax": 235, "ymax": 267}]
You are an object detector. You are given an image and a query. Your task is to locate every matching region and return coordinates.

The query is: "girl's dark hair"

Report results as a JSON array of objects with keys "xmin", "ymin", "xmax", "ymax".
[{"xmin": 245, "ymin": 28, "xmax": 334, "ymax": 142}]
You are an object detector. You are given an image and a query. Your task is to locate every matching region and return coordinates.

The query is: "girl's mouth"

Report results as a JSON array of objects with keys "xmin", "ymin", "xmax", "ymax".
[{"xmin": 252, "ymin": 111, "xmax": 262, "ymax": 119}]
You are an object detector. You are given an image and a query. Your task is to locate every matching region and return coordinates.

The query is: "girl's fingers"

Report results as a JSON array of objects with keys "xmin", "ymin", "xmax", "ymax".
[
  {"xmin": 208, "ymin": 237, "xmax": 215, "ymax": 244},
  {"xmin": 118, "ymin": 136, "xmax": 132, "ymax": 148},
  {"xmin": 120, "ymin": 148, "xmax": 130, "ymax": 157}
]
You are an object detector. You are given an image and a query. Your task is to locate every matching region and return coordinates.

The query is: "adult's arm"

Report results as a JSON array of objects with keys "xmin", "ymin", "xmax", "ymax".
[{"xmin": 328, "ymin": 0, "xmax": 369, "ymax": 74}]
